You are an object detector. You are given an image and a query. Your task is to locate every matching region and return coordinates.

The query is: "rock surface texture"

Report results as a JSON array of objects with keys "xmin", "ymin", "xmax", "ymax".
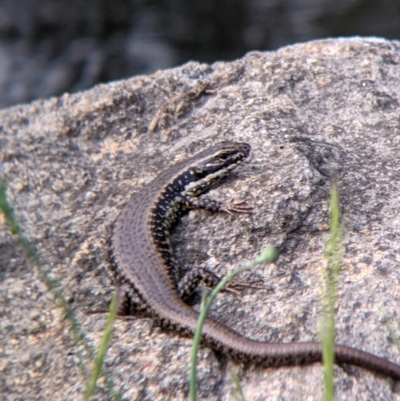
[{"xmin": 2, "ymin": 38, "xmax": 400, "ymax": 400}]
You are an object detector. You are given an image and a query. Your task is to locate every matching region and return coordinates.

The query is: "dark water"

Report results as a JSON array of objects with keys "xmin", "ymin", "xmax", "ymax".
[{"xmin": 0, "ymin": 0, "xmax": 399, "ymax": 108}]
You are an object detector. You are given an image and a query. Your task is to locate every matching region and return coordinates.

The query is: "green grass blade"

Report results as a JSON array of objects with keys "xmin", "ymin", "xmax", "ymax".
[
  {"xmin": 189, "ymin": 246, "xmax": 279, "ymax": 401},
  {"xmin": 0, "ymin": 182, "xmax": 120, "ymax": 399},
  {"xmin": 231, "ymin": 372, "xmax": 245, "ymax": 401},
  {"xmin": 85, "ymin": 293, "xmax": 118, "ymax": 400},
  {"xmin": 321, "ymin": 184, "xmax": 342, "ymax": 401}
]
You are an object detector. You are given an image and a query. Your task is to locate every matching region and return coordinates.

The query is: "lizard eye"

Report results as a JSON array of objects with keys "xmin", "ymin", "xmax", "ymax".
[{"xmin": 217, "ymin": 152, "xmax": 231, "ymax": 161}]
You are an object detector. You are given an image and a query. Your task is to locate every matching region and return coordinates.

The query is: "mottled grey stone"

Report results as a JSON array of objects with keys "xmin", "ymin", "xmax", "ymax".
[{"xmin": 2, "ymin": 37, "xmax": 400, "ymax": 400}]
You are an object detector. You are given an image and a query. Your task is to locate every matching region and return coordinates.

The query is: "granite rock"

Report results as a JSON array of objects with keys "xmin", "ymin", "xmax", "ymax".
[{"xmin": 2, "ymin": 37, "xmax": 400, "ymax": 400}]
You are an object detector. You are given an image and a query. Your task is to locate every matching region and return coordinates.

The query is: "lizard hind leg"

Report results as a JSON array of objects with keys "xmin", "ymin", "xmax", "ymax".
[
  {"xmin": 116, "ymin": 283, "xmax": 149, "ymax": 316},
  {"xmin": 177, "ymin": 267, "xmax": 223, "ymax": 300},
  {"xmin": 177, "ymin": 266, "xmax": 251, "ymax": 300},
  {"xmin": 177, "ymin": 265, "xmax": 269, "ymax": 302}
]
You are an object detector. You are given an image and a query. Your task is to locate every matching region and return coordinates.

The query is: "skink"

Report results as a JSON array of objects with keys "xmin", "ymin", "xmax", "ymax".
[{"xmin": 110, "ymin": 141, "xmax": 400, "ymax": 379}]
